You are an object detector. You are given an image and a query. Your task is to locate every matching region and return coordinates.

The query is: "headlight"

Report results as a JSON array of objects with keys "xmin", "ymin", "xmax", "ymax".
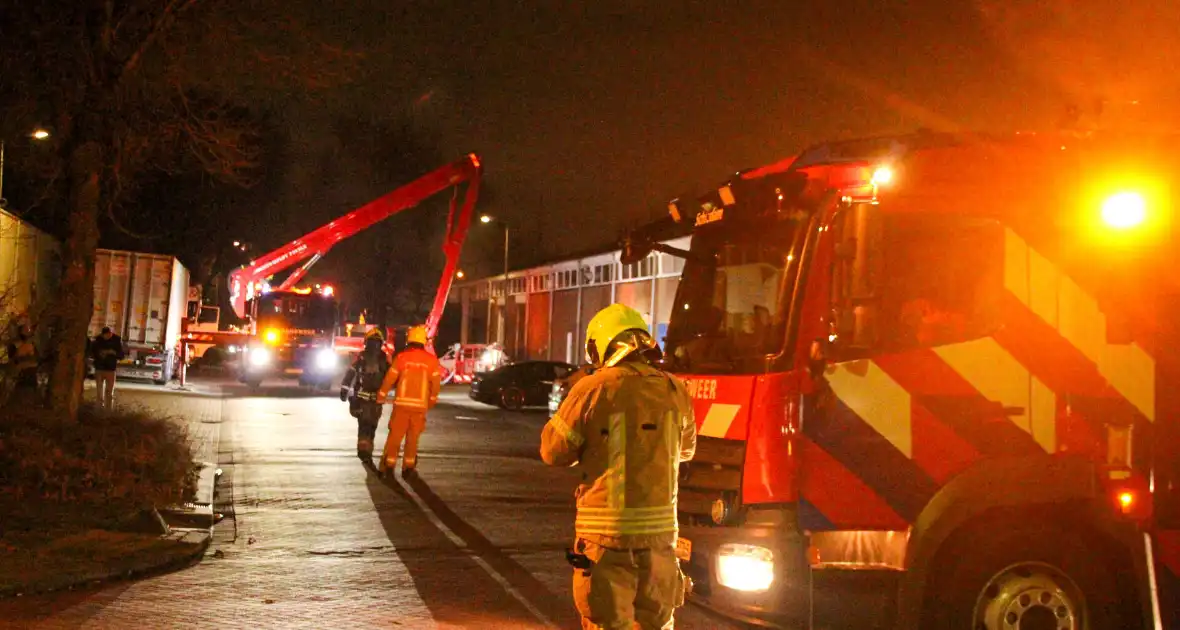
[
  {"xmin": 315, "ymin": 348, "xmax": 337, "ymax": 370},
  {"xmin": 248, "ymin": 348, "xmax": 271, "ymax": 367},
  {"xmin": 716, "ymin": 544, "xmax": 774, "ymax": 592}
]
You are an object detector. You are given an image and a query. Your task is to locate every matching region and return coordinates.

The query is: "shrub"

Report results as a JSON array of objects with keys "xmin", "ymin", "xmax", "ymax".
[{"xmin": 0, "ymin": 402, "xmax": 200, "ymax": 533}]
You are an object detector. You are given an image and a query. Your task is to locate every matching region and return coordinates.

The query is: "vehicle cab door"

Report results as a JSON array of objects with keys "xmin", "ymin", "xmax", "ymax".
[{"xmin": 803, "ymin": 199, "xmax": 1013, "ymax": 530}]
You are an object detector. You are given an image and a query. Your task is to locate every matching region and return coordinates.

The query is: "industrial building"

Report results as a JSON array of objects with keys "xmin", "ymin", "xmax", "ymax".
[{"xmin": 449, "ymin": 234, "xmax": 691, "ymax": 365}]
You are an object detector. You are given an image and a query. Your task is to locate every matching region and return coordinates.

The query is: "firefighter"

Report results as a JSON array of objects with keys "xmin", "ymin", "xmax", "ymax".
[
  {"xmin": 376, "ymin": 324, "xmax": 441, "ymax": 478},
  {"xmin": 540, "ymin": 303, "xmax": 697, "ymax": 630},
  {"xmin": 340, "ymin": 328, "xmax": 391, "ymax": 459}
]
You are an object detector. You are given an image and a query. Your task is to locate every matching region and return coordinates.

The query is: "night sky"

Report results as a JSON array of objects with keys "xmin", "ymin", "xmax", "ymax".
[{"xmin": 262, "ymin": 0, "xmax": 1180, "ymax": 276}]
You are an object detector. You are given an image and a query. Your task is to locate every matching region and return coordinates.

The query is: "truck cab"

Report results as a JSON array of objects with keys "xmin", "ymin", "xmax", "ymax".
[
  {"xmin": 240, "ymin": 288, "xmax": 341, "ymax": 389},
  {"xmin": 654, "ymin": 132, "xmax": 1180, "ymax": 629}
]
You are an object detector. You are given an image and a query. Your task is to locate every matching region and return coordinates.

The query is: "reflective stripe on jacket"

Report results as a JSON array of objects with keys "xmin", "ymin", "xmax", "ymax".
[
  {"xmin": 378, "ymin": 347, "xmax": 441, "ymax": 409},
  {"xmin": 540, "ymin": 362, "xmax": 696, "ymax": 549}
]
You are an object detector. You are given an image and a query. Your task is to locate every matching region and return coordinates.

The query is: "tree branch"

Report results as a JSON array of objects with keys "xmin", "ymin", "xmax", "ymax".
[{"xmin": 118, "ymin": 0, "xmax": 200, "ymax": 85}]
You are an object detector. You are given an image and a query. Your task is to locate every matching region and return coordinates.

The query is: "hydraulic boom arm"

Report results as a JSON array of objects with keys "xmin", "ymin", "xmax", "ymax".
[{"xmin": 229, "ymin": 153, "xmax": 483, "ymax": 341}]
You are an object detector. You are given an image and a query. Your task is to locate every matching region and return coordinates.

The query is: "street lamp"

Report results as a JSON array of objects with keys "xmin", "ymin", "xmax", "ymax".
[
  {"xmin": 456, "ymin": 270, "xmax": 465, "ymax": 279},
  {"xmin": 0, "ymin": 128, "xmax": 51, "ymax": 209},
  {"xmin": 480, "ymin": 214, "xmax": 509, "ymax": 278}
]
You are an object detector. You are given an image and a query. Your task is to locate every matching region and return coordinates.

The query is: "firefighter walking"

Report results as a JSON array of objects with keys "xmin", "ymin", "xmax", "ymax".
[
  {"xmin": 340, "ymin": 328, "xmax": 390, "ymax": 459},
  {"xmin": 541, "ymin": 304, "xmax": 697, "ymax": 630},
  {"xmin": 377, "ymin": 325, "xmax": 441, "ymax": 478}
]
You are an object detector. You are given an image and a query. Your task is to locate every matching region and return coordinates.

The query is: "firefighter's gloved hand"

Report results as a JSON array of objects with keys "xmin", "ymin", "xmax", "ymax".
[{"xmin": 339, "ymin": 387, "xmax": 348, "ymax": 402}]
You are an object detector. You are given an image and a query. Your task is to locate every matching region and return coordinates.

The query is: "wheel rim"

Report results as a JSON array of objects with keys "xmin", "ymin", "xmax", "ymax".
[
  {"xmin": 973, "ymin": 561, "xmax": 1083, "ymax": 630},
  {"xmin": 504, "ymin": 389, "xmax": 523, "ymax": 409}
]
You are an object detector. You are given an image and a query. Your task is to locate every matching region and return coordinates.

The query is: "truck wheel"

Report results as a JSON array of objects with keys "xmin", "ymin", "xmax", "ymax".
[
  {"xmin": 500, "ymin": 387, "xmax": 525, "ymax": 411},
  {"xmin": 922, "ymin": 519, "xmax": 1140, "ymax": 630}
]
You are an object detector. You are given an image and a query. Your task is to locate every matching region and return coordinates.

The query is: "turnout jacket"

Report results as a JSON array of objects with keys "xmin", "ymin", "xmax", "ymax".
[{"xmin": 541, "ymin": 362, "xmax": 696, "ymax": 549}]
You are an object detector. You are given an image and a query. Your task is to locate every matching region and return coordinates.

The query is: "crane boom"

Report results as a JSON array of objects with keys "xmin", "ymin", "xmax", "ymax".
[{"xmin": 228, "ymin": 153, "xmax": 482, "ymax": 342}]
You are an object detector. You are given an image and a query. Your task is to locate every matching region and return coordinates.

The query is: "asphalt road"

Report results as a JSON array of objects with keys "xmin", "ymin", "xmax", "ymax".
[{"xmin": 0, "ymin": 380, "xmax": 746, "ymax": 629}]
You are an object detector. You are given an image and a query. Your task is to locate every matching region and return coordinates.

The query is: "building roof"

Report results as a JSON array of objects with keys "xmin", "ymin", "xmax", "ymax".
[{"xmin": 460, "ymin": 215, "xmax": 692, "ymax": 283}]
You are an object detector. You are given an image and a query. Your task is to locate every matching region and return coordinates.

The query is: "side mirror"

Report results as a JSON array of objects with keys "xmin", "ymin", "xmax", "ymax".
[
  {"xmin": 808, "ymin": 338, "xmax": 828, "ymax": 379},
  {"xmin": 620, "ymin": 235, "xmax": 655, "ymax": 265},
  {"xmin": 836, "ymin": 305, "xmax": 878, "ymax": 351}
]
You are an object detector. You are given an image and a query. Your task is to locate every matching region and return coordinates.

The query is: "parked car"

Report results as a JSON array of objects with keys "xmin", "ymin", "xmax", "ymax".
[
  {"xmin": 548, "ymin": 365, "xmax": 596, "ymax": 413},
  {"xmin": 470, "ymin": 360, "xmax": 576, "ymax": 410}
]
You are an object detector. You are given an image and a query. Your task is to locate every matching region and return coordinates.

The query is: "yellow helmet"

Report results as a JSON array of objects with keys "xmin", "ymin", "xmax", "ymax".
[
  {"xmin": 364, "ymin": 327, "xmax": 385, "ymax": 342},
  {"xmin": 585, "ymin": 303, "xmax": 654, "ymax": 367},
  {"xmin": 407, "ymin": 325, "xmax": 429, "ymax": 346}
]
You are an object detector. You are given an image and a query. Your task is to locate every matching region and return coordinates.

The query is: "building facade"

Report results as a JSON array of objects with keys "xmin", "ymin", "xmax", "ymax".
[{"xmin": 450, "ymin": 235, "xmax": 691, "ymax": 364}]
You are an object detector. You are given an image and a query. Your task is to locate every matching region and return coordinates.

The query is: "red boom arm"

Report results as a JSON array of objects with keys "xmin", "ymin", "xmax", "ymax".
[{"xmin": 229, "ymin": 154, "xmax": 483, "ymax": 342}]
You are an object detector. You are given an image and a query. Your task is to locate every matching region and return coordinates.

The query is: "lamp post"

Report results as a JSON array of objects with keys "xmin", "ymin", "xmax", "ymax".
[
  {"xmin": 480, "ymin": 214, "xmax": 511, "ymax": 349},
  {"xmin": 480, "ymin": 214, "xmax": 509, "ymax": 278},
  {"xmin": 0, "ymin": 128, "xmax": 52, "ymax": 209}
]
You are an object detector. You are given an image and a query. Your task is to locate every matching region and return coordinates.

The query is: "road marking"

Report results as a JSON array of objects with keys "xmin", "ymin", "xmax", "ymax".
[
  {"xmin": 456, "ymin": 415, "xmax": 479, "ymax": 421},
  {"xmin": 397, "ymin": 478, "xmax": 558, "ymax": 629}
]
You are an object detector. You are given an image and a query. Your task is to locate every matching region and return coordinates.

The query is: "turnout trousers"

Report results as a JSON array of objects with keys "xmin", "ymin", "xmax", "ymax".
[
  {"xmin": 355, "ymin": 400, "xmax": 381, "ymax": 456},
  {"xmin": 380, "ymin": 406, "xmax": 426, "ymax": 473},
  {"xmin": 573, "ymin": 540, "xmax": 684, "ymax": 630}
]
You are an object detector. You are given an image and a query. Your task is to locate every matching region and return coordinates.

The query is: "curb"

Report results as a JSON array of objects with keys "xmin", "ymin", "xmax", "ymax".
[
  {"xmin": 0, "ymin": 529, "xmax": 212, "ymax": 599},
  {"xmin": 1, "ymin": 394, "xmax": 225, "ymax": 600}
]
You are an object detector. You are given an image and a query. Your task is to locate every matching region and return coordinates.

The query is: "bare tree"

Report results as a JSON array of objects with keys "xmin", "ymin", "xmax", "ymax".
[{"xmin": 0, "ymin": 0, "xmax": 358, "ymax": 419}]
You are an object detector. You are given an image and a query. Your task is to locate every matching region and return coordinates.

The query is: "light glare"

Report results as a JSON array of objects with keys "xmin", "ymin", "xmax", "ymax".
[
  {"xmin": 1101, "ymin": 192, "xmax": 1147, "ymax": 229},
  {"xmin": 716, "ymin": 544, "xmax": 775, "ymax": 592},
  {"xmin": 871, "ymin": 166, "xmax": 894, "ymax": 186}
]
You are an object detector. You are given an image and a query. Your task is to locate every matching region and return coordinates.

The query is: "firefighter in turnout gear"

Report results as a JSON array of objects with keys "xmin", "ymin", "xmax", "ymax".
[
  {"xmin": 541, "ymin": 303, "xmax": 697, "ymax": 630},
  {"xmin": 340, "ymin": 328, "xmax": 391, "ymax": 458},
  {"xmin": 377, "ymin": 325, "xmax": 441, "ymax": 477}
]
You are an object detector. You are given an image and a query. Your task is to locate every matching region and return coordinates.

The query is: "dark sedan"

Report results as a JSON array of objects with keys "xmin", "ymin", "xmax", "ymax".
[
  {"xmin": 548, "ymin": 364, "xmax": 595, "ymax": 413},
  {"xmin": 469, "ymin": 361, "xmax": 575, "ymax": 410}
]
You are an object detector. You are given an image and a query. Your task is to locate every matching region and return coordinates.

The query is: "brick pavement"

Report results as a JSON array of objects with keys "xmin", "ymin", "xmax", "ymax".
[{"xmin": 0, "ymin": 384, "xmax": 742, "ymax": 630}]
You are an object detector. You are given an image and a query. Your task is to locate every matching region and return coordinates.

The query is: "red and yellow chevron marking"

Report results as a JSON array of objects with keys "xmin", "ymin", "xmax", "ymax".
[
  {"xmin": 683, "ymin": 376, "xmax": 755, "ymax": 440},
  {"xmin": 794, "ymin": 227, "xmax": 1158, "ymax": 530},
  {"xmin": 1004, "ymin": 228, "xmax": 1155, "ymax": 422}
]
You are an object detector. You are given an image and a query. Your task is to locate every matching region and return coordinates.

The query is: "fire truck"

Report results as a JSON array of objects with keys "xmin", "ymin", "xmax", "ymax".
[
  {"xmin": 623, "ymin": 131, "xmax": 1179, "ymax": 629},
  {"xmin": 236, "ymin": 284, "xmax": 342, "ymax": 390},
  {"xmin": 182, "ymin": 154, "xmax": 482, "ymax": 389}
]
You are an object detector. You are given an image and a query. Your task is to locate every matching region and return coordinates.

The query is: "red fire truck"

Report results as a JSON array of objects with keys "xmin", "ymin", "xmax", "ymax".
[{"xmin": 625, "ymin": 132, "xmax": 1179, "ymax": 629}]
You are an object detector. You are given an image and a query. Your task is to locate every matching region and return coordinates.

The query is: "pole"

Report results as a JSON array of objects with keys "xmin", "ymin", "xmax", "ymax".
[
  {"xmin": 503, "ymin": 224, "xmax": 510, "ymax": 278},
  {"xmin": 0, "ymin": 139, "xmax": 6, "ymax": 207}
]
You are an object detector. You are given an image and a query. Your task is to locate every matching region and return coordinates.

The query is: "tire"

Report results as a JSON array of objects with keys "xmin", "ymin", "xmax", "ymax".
[
  {"xmin": 921, "ymin": 517, "xmax": 1142, "ymax": 630},
  {"xmin": 500, "ymin": 387, "xmax": 525, "ymax": 411},
  {"xmin": 245, "ymin": 377, "xmax": 262, "ymax": 389}
]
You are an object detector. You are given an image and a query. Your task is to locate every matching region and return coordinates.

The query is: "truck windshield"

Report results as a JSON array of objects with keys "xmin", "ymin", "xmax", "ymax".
[
  {"xmin": 256, "ymin": 294, "xmax": 339, "ymax": 332},
  {"xmin": 665, "ymin": 219, "xmax": 807, "ymax": 374}
]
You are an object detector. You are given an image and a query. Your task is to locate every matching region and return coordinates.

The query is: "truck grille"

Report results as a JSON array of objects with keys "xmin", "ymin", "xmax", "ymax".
[{"xmin": 678, "ymin": 436, "xmax": 745, "ymax": 527}]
